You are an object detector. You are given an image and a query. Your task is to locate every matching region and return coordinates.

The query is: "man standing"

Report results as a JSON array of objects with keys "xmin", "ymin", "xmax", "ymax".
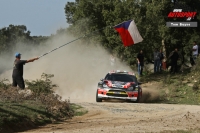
[
  {"xmin": 192, "ymin": 41, "xmax": 198, "ymax": 64},
  {"xmin": 154, "ymin": 48, "xmax": 161, "ymax": 73},
  {"xmin": 12, "ymin": 52, "xmax": 39, "ymax": 89},
  {"xmin": 137, "ymin": 50, "xmax": 144, "ymax": 76},
  {"xmin": 168, "ymin": 48, "xmax": 179, "ymax": 74}
]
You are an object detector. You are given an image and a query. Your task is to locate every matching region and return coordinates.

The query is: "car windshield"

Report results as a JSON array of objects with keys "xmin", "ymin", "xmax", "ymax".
[{"xmin": 105, "ymin": 74, "xmax": 137, "ymax": 82}]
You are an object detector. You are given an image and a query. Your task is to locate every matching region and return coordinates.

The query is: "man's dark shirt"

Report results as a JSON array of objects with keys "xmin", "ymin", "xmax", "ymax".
[
  {"xmin": 137, "ymin": 53, "xmax": 144, "ymax": 65},
  {"xmin": 12, "ymin": 60, "xmax": 27, "ymax": 77},
  {"xmin": 171, "ymin": 51, "xmax": 179, "ymax": 62}
]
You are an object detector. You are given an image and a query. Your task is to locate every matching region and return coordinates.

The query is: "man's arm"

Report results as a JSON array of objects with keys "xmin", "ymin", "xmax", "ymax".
[
  {"xmin": 168, "ymin": 51, "xmax": 174, "ymax": 60},
  {"xmin": 136, "ymin": 54, "xmax": 140, "ymax": 63},
  {"xmin": 137, "ymin": 58, "xmax": 140, "ymax": 63},
  {"xmin": 26, "ymin": 57, "xmax": 39, "ymax": 63}
]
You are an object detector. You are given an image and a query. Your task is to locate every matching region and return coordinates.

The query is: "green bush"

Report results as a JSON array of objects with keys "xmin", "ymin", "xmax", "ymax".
[{"xmin": 25, "ymin": 73, "xmax": 58, "ymax": 96}]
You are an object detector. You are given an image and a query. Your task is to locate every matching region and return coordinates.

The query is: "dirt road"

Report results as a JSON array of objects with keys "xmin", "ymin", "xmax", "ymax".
[
  {"xmin": 22, "ymin": 101, "xmax": 200, "ymax": 133},
  {"xmin": 21, "ymin": 82, "xmax": 200, "ymax": 133}
]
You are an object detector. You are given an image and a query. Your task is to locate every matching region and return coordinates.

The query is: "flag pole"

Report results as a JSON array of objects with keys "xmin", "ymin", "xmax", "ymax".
[
  {"xmin": 38, "ymin": 27, "xmax": 108, "ymax": 59},
  {"xmin": 38, "ymin": 20, "xmax": 139, "ymax": 58},
  {"xmin": 38, "ymin": 36, "xmax": 85, "ymax": 58}
]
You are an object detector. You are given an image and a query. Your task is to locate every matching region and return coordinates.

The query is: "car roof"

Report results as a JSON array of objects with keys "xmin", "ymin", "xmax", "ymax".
[{"xmin": 108, "ymin": 70, "xmax": 135, "ymax": 76}]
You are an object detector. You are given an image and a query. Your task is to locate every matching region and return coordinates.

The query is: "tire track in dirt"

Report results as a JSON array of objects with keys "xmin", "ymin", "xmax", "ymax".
[{"xmin": 22, "ymin": 102, "xmax": 200, "ymax": 133}]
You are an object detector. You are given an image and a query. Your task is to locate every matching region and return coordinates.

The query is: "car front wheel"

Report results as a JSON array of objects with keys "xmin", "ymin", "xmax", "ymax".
[
  {"xmin": 136, "ymin": 89, "xmax": 142, "ymax": 103},
  {"xmin": 96, "ymin": 90, "xmax": 102, "ymax": 102}
]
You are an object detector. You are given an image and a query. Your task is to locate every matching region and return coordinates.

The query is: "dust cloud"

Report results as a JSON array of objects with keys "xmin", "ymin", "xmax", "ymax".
[
  {"xmin": 0, "ymin": 33, "xmax": 133, "ymax": 102},
  {"xmin": 141, "ymin": 82, "xmax": 161, "ymax": 103}
]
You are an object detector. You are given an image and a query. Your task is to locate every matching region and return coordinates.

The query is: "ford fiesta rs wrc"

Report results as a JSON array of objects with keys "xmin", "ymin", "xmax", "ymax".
[{"xmin": 96, "ymin": 70, "xmax": 142, "ymax": 103}]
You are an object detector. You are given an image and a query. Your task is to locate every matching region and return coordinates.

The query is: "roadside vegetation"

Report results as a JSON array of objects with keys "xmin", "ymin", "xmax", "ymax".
[
  {"xmin": 0, "ymin": 73, "xmax": 87, "ymax": 133},
  {"xmin": 140, "ymin": 58, "xmax": 200, "ymax": 105}
]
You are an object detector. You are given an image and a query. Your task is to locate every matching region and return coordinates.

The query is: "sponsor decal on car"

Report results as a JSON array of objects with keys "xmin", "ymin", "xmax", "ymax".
[{"xmin": 106, "ymin": 91, "xmax": 127, "ymax": 94}]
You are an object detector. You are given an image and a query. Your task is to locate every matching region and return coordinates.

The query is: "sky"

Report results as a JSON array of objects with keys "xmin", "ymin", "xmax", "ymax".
[{"xmin": 0, "ymin": 0, "xmax": 74, "ymax": 36}]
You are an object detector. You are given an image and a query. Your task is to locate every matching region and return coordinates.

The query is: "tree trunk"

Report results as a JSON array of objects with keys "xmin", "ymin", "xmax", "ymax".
[{"xmin": 162, "ymin": 39, "xmax": 167, "ymax": 62}]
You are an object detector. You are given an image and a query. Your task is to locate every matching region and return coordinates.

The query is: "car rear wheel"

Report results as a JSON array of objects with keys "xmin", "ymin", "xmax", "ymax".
[{"xmin": 96, "ymin": 90, "xmax": 102, "ymax": 102}]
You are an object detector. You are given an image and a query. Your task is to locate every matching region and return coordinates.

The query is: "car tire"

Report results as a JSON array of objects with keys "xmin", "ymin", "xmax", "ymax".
[{"xmin": 96, "ymin": 90, "xmax": 102, "ymax": 102}]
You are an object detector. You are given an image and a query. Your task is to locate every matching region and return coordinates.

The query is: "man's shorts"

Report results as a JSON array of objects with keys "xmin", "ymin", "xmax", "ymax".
[
  {"xmin": 193, "ymin": 54, "xmax": 198, "ymax": 60},
  {"xmin": 12, "ymin": 76, "xmax": 25, "ymax": 89}
]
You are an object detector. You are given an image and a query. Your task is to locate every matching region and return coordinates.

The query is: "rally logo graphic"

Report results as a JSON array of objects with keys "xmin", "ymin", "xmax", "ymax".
[
  {"xmin": 168, "ymin": 9, "xmax": 197, "ymax": 21},
  {"xmin": 168, "ymin": 2, "xmax": 197, "ymax": 21}
]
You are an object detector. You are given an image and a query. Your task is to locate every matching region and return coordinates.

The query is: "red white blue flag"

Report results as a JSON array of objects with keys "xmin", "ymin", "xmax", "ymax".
[{"xmin": 114, "ymin": 20, "xmax": 143, "ymax": 47}]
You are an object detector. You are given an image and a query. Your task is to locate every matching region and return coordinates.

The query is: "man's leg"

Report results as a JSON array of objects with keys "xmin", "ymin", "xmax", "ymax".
[
  {"xmin": 154, "ymin": 60, "xmax": 156, "ymax": 73},
  {"xmin": 12, "ymin": 77, "xmax": 17, "ymax": 87},
  {"xmin": 140, "ymin": 65, "xmax": 144, "ymax": 75},
  {"xmin": 170, "ymin": 61, "xmax": 174, "ymax": 73},
  {"xmin": 156, "ymin": 60, "xmax": 160, "ymax": 72},
  {"xmin": 138, "ymin": 63, "xmax": 141, "ymax": 76},
  {"xmin": 193, "ymin": 55, "xmax": 197, "ymax": 64},
  {"xmin": 190, "ymin": 56, "xmax": 195, "ymax": 66},
  {"xmin": 16, "ymin": 77, "xmax": 25, "ymax": 89},
  {"xmin": 160, "ymin": 60, "xmax": 162, "ymax": 72},
  {"xmin": 171, "ymin": 60, "xmax": 177, "ymax": 73},
  {"xmin": 155, "ymin": 60, "xmax": 159, "ymax": 73},
  {"xmin": 174, "ymin": 61, "xmax": 178, "ymax": 73}
]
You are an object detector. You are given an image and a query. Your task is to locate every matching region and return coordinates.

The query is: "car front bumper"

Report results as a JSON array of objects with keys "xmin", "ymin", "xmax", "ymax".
[{"xmin": 97, "ymin": 94, "xmax": 138, "ymax": 101}]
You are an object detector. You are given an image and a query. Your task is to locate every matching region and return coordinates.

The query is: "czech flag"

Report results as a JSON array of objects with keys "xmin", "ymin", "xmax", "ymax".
[{"xmin": 114, "ymin": 20, "xmax": 143, "ymax": 47}]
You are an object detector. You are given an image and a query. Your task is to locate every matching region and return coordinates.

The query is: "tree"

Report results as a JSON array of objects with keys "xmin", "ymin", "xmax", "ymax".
[
  {"xmin": 0, "ymin": 25, "xmax": 49, "ymax": 74},
  {"xmin": 64, "ymin": 0, "xmax": 200, "ymax": 67}
]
